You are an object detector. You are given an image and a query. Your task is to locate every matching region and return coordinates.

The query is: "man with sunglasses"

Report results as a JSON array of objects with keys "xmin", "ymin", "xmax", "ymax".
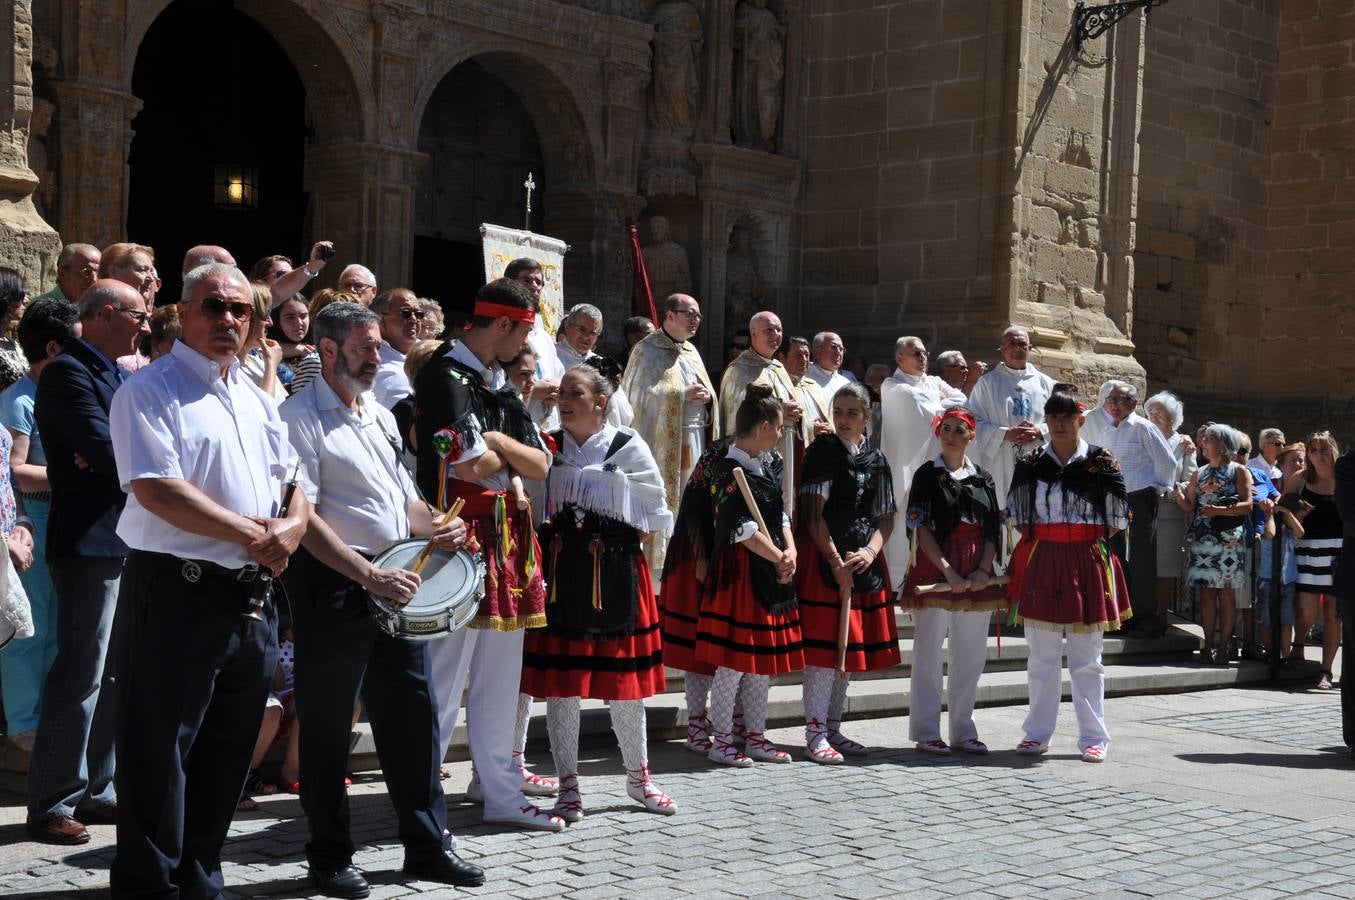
[
  {"xmin": 108, "ymin": 263, "xmax": 309, "ymax": 897},
  {"xmin": 34, "ymin": 242, "xmax": 100, "ymax": 304},
  {"xmin": 371, "ymin": 287, "xmax": 423, "ymax": 409},
  {"xmin": 25, "ymin": 280, "xmax": 149, "ymax": 847}
]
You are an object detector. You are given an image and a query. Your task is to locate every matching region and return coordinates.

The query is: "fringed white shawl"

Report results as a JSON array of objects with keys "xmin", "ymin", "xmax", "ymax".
[{"xmin": 546, "ymin": 425, "xmax": 674, "ymax": 538}]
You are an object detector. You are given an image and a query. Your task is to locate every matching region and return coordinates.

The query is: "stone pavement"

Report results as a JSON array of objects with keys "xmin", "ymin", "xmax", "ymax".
[{"xmin": 1, "ymin": 683, "xmax": 1353, "ymax": 899}]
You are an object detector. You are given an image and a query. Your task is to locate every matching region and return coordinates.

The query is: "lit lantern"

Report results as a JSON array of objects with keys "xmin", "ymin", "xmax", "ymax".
[{"xmin": 213, "ymin": 163, "xmax": 259, "ymax": 209}]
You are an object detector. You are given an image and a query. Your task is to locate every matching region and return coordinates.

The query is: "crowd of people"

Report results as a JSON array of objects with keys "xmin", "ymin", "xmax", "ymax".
[{"xmin": 0, "ymin": 237, "xmax": 1349, "ymax": 899}]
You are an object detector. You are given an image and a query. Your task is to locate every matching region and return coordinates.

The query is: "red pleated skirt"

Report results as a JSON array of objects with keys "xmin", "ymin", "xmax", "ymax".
[
  {"xmin": 901, "ymin": 522, "xmax": 1008, "ymax": 613},
  {"xmin": 1006, "ymin": 524, "xmax": 1131, "ymax": 632},
  {"xmin": 794, "ymin": 538, "xmax": 899, "ymax": 671},
  {"xmin": 694, "ymin": 548, "xmax": 804, "ymax": 676},
  {"xmin": 659, "ymin": 556, "xmax": 716, "ymax": 676},
  {"xmin": 520, "ymin": 553, "xmax": 667, "ymax": 700}
]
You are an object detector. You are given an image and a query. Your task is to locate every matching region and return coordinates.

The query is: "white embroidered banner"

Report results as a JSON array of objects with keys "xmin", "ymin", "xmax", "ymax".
[{"xmin": 480, "ymin": 224, "xmax": 568, "ymax": 336}]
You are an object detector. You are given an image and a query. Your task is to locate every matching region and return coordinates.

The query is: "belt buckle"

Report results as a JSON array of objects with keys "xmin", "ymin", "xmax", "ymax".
[{"xmin": 237, "ymin": 565, "xmax": 260, "ymax": 583}]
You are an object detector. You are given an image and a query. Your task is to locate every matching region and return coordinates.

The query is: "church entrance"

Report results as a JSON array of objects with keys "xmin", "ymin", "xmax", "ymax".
[
  {"xmin": 413, "ymin": 60, "xmax": 545, "ymax": 320},
  {"xmin": 127, "ymin": 0, "xmax": 307, "ymax": 296}
]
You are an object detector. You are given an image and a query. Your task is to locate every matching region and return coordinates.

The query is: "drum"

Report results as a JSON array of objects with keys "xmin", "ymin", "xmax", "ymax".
[{"xmin": 366, "ymin": 539, "xmax": 485, "ymax": 640}]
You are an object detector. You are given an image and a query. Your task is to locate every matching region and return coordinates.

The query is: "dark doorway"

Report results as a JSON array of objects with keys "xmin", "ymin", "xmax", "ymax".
[
  {"xmin": 128, "ymin": 0, "xmax": 307, "ymax": 301},
  {"xmin": 413, "ymin": 60, "xmax": 545, "ymax": 320}
]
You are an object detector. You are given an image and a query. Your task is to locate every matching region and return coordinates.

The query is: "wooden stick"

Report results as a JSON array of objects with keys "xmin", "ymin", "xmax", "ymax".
[
  {"xmin": 836, "ymin": 581, "xmax": 852, "ymax": 675},
  {"xmin": 731, "ymin": 466, "xmax": 771, "ymax": 537},
  {"xmin": 912, "ymin": 575, "xmax": 1010, "ymax": 595},
  {"xmin": 412, "ymin": 497, "xmax": 466, "ymax": 576},
  {"xmin": 510, "ymin": 474, "xmax": 529, "ymax": 510}
]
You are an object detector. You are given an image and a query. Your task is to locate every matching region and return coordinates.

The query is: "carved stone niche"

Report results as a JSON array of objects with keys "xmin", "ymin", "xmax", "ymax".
[{"xmin": 729, "ymin": 0, "xmax": 787, "ymax": 152}]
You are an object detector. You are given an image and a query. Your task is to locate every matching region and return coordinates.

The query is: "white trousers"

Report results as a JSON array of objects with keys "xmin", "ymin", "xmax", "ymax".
[
  {"xmin": 908, "ymin": 607, "xmax": 991, "ymax": 744},
  {"xmin": 1022, "ymin": 626, "xmax": 1109, "ymax": 751},
  {"xmin": 426, "ymin": 627, "xmax": 529, "ymax": 817}
]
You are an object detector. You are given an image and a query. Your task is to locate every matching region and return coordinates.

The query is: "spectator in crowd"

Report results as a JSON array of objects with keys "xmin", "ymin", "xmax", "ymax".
[
  {"xmin": 147, "ymin": 304, "xmax": 180, "ymax": 361},
  {"xmin": 251, "ymin": 254, "xmax": 293, "ymax": 286},
  {"xmin": 613, "ymin": 315, "xmax": 655, "ymax": 370},
  {"xmin": 862, "ymin": 363, "xmax": 891, "ymax": 449},
  {"xmin": 1254, "ymin": 427, "xmax": 1285, "ymax": 483},
  {"xmin": 1286, "ymin": 431, "xmax": 1343, "ymax": 690},
  {"xmin": 265, "ymin": 242, "xmax": 334, "ymax": 308},
  {"xmin": 237, "ymin": 283, "xmax": 284, "ymax": 401},
  {"xmin": 26, "ymin": 279, "xmax": 148, "ymax": 845},
  {"xmin": 1259, "ymin": 443, "xmax": 1305, "ymax": 664},
  {"xmin": 99, "ymin": 242, "xmax": 156, "ymax": 309},
  {"xmin": 35, "ymin": 243, "xmax": 100, "ymax": 304},
  {"xmin": 934, "ymin": 350, "xmax": 986, "ymax": 397},
  {"xmin": 1143, "ymin": 392, "xmax": 1197, "ymax": 635},
  {"xmin": 507, "ymin": 348, "xmax": 536, "ymax": 403},
  {"xmin": 0, "ymin": 298, "xmax": 78, "ymax": 752},
  {"xmin": 370, "ymin": 287, "xmax": 423, "ymax": 408},
  {"xmin": 181, "ymin": 244, "xmax": 236, "ymax": 275},
  {"xmin": 1234, "ymin": 433, "xmax": 1275, "ymax": 660},
  {"xmin": 336, "ymin": 263, "xmax": 378, "ymax": 305},
  {"xmin": 266, "ymin": 294, "xmax": 317, "ymax": 394},
  {"xmin": 0, "ymin": 267, "xmax": 30, "ymax": 392},
  {"xmin": 555, "ymin": 303, "xmax": 633, "ymax": 427},
  {"xmin": 417, "ymin": 298, "xmax": 444, "ymax": 340},
  {"xmin": 1177, "ymin": 424, "xmax": 1252, "ymax": 665},
  {"xmin": 505, "ymin": 258, "xmax": 564, "ymax": 432},
  {"xmin": 807, "ymin": 331, "xmax": 852, "ymax": 397}
]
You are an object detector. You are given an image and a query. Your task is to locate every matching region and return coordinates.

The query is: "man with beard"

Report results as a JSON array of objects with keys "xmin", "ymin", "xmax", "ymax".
[
  {"xmin": 278, "ymin": 302, "xmax": 482, "ymax": 896},
  {"xmin": 109, "ymin": 263, "xmax": 309, "ymax": 897}
]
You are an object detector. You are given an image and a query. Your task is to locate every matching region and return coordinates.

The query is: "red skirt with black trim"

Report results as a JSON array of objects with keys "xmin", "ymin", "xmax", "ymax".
[
  {"xmin": 1006, "ymin": 523, "xmax": 1131, "ymax": 632},
  {"xmin": 520, "ymin": 553, "xmax": 666, "ymax": 701},
  {"xmin": 659, "ymin": 557, "xmax": 716, "ymax": 676},
  {"xmin": 901, "ymin": 522, "xmax": 1007, "ymax": 613},
  {"xmin": 694, "ymin": 549, "xmax": 804, "ymax": 676},
  {"xmin": 794, "ymin": 538, "xmax": 899, "ymax": 672}
]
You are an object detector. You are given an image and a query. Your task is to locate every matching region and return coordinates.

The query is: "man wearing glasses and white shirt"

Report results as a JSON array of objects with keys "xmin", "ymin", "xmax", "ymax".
[
  {"xmin": 371, "ymin": 287, "xmax": 424, "ymax": 409},
  {"xmin": 1082, "ymin": 380, "xmax": 1177, "ymax": 637},
  {"xmin": 337, "ymin": 264, "xmax": 379, "ymax": 306}
]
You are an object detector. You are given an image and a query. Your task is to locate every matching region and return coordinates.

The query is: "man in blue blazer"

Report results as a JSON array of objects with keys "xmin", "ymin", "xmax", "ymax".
[{"xmin": 25, "ymin": 279, "xmax": 149, "ymax": 845}]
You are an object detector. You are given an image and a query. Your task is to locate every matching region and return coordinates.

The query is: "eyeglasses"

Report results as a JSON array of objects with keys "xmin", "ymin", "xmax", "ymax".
[
  {"xmin": 943, "ymin": 362, "xmax": 968, "ymax": 370},
  {"xmin": 674, "ymin": 309, "xmax": 701, "ymax": 320},
  {"xmin": 185, "ymin": 296, "xmax": 254, "ymax": 321},
  {"xmin": 340, "ymin": 282, "xmax": 376, "ymax": 293},
  {"xmin": 112, "ymin": 305, "xmax": 150, "ymax": 325},
  {"xmin": 392, "ymin": 307, "xmax": 427, "ymax": 320},
  {"xmin": 905, "ymin": 349, "xmax": 928, "ymax": 358},
  {"xmin": 1105, "ymin": 396, "xmax": 1136, "ymax": 406}
]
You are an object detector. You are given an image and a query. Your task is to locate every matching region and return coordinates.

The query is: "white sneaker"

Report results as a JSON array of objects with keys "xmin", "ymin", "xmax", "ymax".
[
  {"xmin": 915, "ymin": 739, "xmax": 952, "ymax": 756},
  {"xmin": 954, "ymin": 738, "xmax": 989, "ymax": 755},
  {"xmin": 1015, "ymin": 739, "xmax": 1049, "ymax": 756},
  {"xmin": 483, "ymin": 804, "xmax": 567, "ymax": 832}
]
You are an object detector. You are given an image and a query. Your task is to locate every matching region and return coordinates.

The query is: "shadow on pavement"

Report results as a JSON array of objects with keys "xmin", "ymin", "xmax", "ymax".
[{"xmin": 1178, "ymin": 750, "xmax": 1355, "ymax": 769}]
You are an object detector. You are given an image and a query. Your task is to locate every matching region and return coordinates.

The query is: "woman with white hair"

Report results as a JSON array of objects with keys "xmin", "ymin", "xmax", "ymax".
[
  {"xmin": 1176, "ymin": 424, "xmax": 1253, "ymax": 664},
  {"xmin": 1144, "ymin": 391, "xmax": 1197, "ymax": 637}
]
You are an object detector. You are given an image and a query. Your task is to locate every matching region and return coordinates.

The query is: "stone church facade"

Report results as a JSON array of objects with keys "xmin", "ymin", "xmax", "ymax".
[{"xmin": 0, "ymin": 0, "xmax": 1349, "ymax": 434}]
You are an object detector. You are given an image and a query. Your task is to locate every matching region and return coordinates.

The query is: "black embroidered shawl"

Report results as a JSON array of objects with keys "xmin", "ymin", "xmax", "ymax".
[
  {"xmin": 906, "ymin": 460, "xmax": 1001, "ymax": 550},
  {"xmin": 799, "ymin": 435, "xmax": 896, "ymax": 592},
  {"xmin": 1005, "ymin": 445, "xmax": 1128, "ymax": 535}
]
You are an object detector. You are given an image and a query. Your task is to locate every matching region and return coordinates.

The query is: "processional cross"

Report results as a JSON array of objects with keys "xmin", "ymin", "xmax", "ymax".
[{"xmin": 523, "ymin": 171, "xmax": 536, "ymax": 230}]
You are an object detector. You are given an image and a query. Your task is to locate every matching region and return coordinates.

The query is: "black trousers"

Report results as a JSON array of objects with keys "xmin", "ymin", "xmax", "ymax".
[
  {"xmin": 1111, "ymin": 489, "xmax": 1160, "ymax": 622},
  {"xmin": 285, "ymin": 548, "xmax": 447, "ymax": 871},
  {"xmin": 111, "ymin": 550, "xmax": 277, "ymax": 899},
  {"xmin": 1342, "ymin": 596, "xmax": 1355, "ymax": 751}
]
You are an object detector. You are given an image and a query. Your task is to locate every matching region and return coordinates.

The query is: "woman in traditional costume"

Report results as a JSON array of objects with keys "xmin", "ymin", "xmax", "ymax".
[
  {"xmin": 795, "ymin": 383, "xmax": 898, "ymax": 764},
  {"xmin": 693, "ymin": 384, "xmax": 804, "ymax": 766},
  {"xmin": 900, "ymin": 406, "xmax": 1005, "ymax": 756},
  {"xmin": 520, "ymin": 365, "xmax": 677, "ymax": 820},
  {"xmin": 1005, "ymin": 385, "xmax": 1130, "ymax": 763}
]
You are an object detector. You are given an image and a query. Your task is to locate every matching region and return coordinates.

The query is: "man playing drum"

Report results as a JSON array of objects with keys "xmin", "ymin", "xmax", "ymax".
[
  {"xmin": 279, "ymin": 303, "xmax": 482, "ymax": 897},
  {"xmin": 413, "ymin": 279, "xmax": 564, "ymax": 832}
]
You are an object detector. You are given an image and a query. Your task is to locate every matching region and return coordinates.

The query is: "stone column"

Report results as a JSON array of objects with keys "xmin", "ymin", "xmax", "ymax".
[
  {"xmin": 303, "ymin": 142, "xmax": 426, "ymax": 290},
  {"xmin": 1006, "ymin": 0, "xmax": 1146, "ymax": 392},
  {"xmin": 0, "ymin": 0, "xmax": 60, "ymax": 290},
  {"xmin": 48, "ymin": 80, "xmax": 141, "ymax": 249}
]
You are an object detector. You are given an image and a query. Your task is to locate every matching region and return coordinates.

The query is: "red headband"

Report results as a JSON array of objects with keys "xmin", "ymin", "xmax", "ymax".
[
  {"xmin": 474, "ymin": 302, "xmax": 536, "ymax": 325},
  {"xmin": 931, "ymin": 407, "xmax": 977, "ymax": 437}
]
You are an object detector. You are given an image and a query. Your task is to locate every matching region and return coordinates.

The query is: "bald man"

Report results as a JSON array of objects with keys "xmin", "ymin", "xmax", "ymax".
[{"xmin": 181, "ymin": 245, "xmax": 236, "ymax": 276}]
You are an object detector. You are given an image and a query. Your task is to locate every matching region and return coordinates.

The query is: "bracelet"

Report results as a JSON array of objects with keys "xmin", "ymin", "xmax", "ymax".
[{"xmin": 302, "ymin": 264, "xmax": 319, "ymax": 278}]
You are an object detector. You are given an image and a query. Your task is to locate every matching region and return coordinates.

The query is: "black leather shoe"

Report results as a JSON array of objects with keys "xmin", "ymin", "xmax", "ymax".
[
  {"xmin": 402, "ymin": 850, "xmax": 486, "ymax": 887},
  {"xmin": 307, "ymin": 865, "xmax": 371, "ymax": 899}
]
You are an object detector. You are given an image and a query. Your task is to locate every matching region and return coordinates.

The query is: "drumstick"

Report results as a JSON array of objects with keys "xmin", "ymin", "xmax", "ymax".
[
  {"xmin": 510, "ymin": 474, "xmax": 529, "ymax": 510},
  {"xmin": 412, "ymin": 498, "xmax": 465, "ymax": 576},
  {"xmin": 731, "ymin": 467, "xmax": 771, "ymax": 537},
  {"xmin": 912, "ymin": 575, "xmax": 1010, "ymax": 595}
]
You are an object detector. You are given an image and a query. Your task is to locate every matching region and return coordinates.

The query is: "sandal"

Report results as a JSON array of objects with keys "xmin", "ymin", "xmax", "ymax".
[
  {"xmin": 550, "ymin": 774, "xmax": 584, "ymax": 823},
  {"xmin": 626, "ymin": 766, "xmax": 677, "ymax": 815},
  {"xmin": 243, "ymin": 768, "xmax": 277, "ymax": 797},
  {"xmin": 828, "ymin": 730, "xmax": 869, "ymax": 757},
  {"xmin": 707, "ymin": 732, "xmax": 752, "ymax": 768},
  {"xmin": 1080, "ymin": 745, "xmax": 1107, "ymax": 763},
  {"xmin": 1318, "ymin": 670, "xmax": 1334, "ymax": 691},
  {"xmin": 743, "ymin": 732, "xmax": 791, "ymax": 764},
  {"xmin": 805, "ymin": 719, "xmax": 844, "ymax": 766},
  {"xmin": 236, "ymin": 793, "xmax": 259, "ymax": 812},
  {"xmin": 684, "ymin": 714, "xmax": 714, "ymax": 754}
]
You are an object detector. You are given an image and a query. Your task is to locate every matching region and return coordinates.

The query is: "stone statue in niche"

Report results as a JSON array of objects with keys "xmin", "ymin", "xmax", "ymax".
[
  {"xmin": 732, "ymin": 0, "xmax": 785, "ymax": 150},
  {"xmin": 648, "ymin": 1, "xmax": 704, "ymax": 137},
  {"xmin": 28, "ymin": 99, "xmax": 56, "ymax": 223},
  {"xmin": 641, "ymin": 215, "xmax": 693, "ymax": 302},
  {"xmin": 724, "ymin": 223, "xmax": 763, "ymax": 337}
]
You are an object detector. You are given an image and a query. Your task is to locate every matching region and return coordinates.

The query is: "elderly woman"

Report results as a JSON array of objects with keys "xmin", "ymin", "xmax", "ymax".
[
  {"xmin": 1285, "ymin": 431, "xmax": 1344, "ymax": 689},
  {"xmin": 0, "ymin": 268, "xmax": 29, "ymax": 393},
  {"xmin": 1177, "ymin": 424, "xmax": 1253, "ymax": 665},
  {"xmin": 1144, "ymin": 392, "xmax": 1197, "ymax": 637},
  {"xmin": 237, "ymin": 283, "xmax": 285, "ymax": 402}
]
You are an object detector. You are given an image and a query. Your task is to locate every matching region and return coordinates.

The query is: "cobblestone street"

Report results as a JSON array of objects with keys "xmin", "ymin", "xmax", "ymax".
[{"xmin": 2, "ymin": 685, "xmax": 1353, "ymax": 898}]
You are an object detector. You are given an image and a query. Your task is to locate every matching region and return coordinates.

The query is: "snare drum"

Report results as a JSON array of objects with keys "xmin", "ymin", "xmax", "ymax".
[{"xmin": 366, "ymin": 539, "xmax": 485, "ymax": 640}]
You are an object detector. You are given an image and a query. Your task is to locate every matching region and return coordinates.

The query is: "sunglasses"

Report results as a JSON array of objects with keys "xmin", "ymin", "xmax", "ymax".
[
  {"xmin": 186, "ymin": 296, "xmax": 254, "ymax": 321},
  {"xmin": 393, "ymin": 307, "xmax": 427, "ymax": 320}
]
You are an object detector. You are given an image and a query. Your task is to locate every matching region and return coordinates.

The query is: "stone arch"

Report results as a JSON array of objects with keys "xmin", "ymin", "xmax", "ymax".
[
  {"xmin": 124, "ymin": 0, "xmax": 375, "ymax": 143},
  {"xmin": 413, "ymin": 43, "xmax": 602, "ymax": 191}
]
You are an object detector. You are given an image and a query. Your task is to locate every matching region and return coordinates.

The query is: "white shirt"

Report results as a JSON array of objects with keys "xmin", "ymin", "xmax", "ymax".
[
  {"xmin": 807, "ymin": 362, "xmax": 851, "ymax": 400},
  {"xmin": 968, "ymin": 362, "xmax": 1056, "ymax": 506},
  {"xmin": 1007, "ymin": 439, "xmax": 1129, "ymax": 529},
  {"xmin": 527, "ymin": 324, "xmax": 564, "ymax": 431},
  {"xmin": 279, "ymin": 375, "xmax": 417, "ymax": 555},
  {"xmin": 372, "ymin": 341, "xmax": 412, "ymax": 409},
  {"xmin": 446, "ymin": 341, "xmax": 543, "ymax": 493},
  {"xmin": 112, "ymin": 340, "xmax": 292, "ymax": 567},
  {"xmin": 1089, "ymin": 409, "xmax": 1176, "ymax": 494}
]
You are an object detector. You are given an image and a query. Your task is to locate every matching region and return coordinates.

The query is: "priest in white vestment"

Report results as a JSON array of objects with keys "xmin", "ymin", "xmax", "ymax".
[{"xmin": 967, "ymin": 326, "xmax": 1056, "ymax": 508}]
